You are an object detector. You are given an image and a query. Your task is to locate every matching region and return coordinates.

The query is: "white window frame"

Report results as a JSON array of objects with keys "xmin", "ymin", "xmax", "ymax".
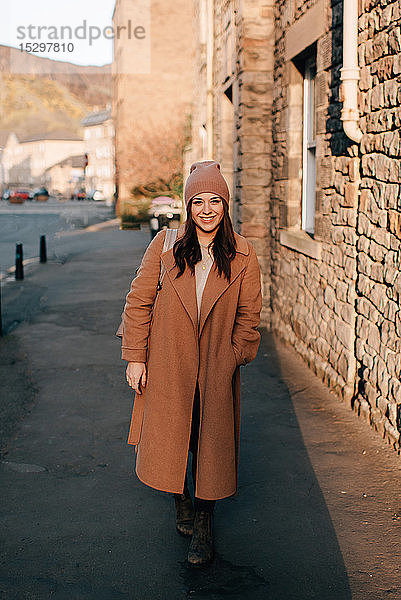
[
  {"xmin": 302, "ymin": 54, "xmax": 317, "ymax": 235},
  {"xmin": 199, "ymin": 0, "xmax": 207, "ymax": 45}
]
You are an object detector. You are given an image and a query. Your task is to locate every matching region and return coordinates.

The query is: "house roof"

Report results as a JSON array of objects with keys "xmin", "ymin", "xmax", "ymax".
[
  {"xmin": 45, "ymin": 154, "xmax": 87, "ymax": 172},
  {"xmin": 20, "ymin": 131, "xmax": 83, "ymax": 143},
  {"xmin": 81, "ymin": 108, "xmax": 112, "ymax": 127}
]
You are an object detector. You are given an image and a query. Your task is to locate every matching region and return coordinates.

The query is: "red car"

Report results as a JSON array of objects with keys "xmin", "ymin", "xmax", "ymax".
[
  {"xmin": 9, "ymin": 189, "xmax": 31, "ymax": 203},
  {"xmin": 71, "ymin": 189, "xmax": 86, "ymax": 200}
]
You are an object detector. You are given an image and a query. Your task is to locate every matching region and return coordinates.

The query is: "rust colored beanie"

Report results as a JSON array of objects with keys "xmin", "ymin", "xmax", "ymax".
[{"xmin": 184, "ymin": 160, "xmax": 230, "ymax": 207}]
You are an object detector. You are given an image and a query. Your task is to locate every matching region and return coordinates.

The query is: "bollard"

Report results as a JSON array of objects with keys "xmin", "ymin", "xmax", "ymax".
[
  {"xmin": 40, "ymin": 235, "xmax": 47, "ymax": 263},
  {"xmin": 15, "ymin": 242, "xmax": 24, "ymax": 280}
]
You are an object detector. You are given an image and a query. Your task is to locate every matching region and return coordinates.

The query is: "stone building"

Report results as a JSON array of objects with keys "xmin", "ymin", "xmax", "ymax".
[
  {"xmin": 190, "ymin": 0, "xmax": 401, "ymax": 454},
  {"xmin": 188, "ymin": 0, "xmax": 274, "ymax": 325},
  {"xmin": 81, "ymin": 107, "xmax": 115, "ymax": 203},
  {"xmin": 1, "ymin": 131, "xmax": 84, "ymax": 189},
  {"xmin": 113, "ymin": 0, "xmax": 195, "ymax": 212},
  {"xmin": 43, "ymin": 154, "xmax": 86, "ymax": 198}
]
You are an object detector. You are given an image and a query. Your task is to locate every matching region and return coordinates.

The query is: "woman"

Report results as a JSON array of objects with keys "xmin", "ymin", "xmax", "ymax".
[{"xmin": 122, "ymin": 160, "xmax": 262, "ymax": 566}]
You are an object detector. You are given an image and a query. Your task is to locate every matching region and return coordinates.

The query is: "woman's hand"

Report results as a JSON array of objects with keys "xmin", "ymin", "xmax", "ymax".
[{"xmin": 126, "ymin": 362, "xmax": 147, "ymax": 394}]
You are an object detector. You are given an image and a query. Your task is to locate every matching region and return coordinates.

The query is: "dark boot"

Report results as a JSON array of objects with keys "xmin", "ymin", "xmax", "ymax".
[
  {"xmin": 187, "ymin": 510, "xmax": 214, "ymax": 566},
  {"xmin": 174, "ymin": 492, "xmax": 195, "ymax": 537}
]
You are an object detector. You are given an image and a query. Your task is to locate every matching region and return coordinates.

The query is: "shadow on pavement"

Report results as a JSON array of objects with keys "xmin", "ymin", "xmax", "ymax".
[
  {"xmin": 180, "ymin": 329, "xmax": 351, "ymax": 600},
  {"xmin": 0, "ymin": 230, "xmax": 352, "ymax": 599}
]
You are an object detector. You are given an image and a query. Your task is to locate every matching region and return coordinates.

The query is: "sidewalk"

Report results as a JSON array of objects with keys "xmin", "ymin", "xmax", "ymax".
[{"xmin": 0, "ymin": 226, "xmax": 400, "ymax": 600}]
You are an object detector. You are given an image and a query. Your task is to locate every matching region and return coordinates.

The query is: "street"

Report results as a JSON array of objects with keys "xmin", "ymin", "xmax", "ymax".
[
  {"xmin": 0, "ymin": 225, "xmax": 400, "ymax": 599},
  {"xmin": 0, "ymin": 200, "xmax": 114, "ymax": 276}
]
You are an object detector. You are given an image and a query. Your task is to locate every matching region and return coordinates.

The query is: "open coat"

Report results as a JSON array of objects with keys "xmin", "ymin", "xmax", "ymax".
[{"xmin": 121, "ymin": 223, "xmax": 262, "ymax": 500}]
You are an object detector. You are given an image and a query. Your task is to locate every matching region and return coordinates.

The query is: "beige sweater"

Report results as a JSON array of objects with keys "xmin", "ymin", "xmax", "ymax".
[{"xmin": 195, "ymin": 244, "xmax": 214, "ymax": 324}]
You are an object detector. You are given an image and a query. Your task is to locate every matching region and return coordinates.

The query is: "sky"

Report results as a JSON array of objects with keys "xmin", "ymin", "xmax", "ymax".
[{"xmin": 0, "ymin": 0, "xmax": 117, "ymax": 66}]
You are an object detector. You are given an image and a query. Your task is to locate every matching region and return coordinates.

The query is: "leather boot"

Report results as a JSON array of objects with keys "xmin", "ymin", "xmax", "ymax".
[
  {"xmin": 174, "ymin": 492, "xmax": 195, "ymax": 537},
  {"xmin": 187, "ymin": 510, "xmax": 214, "ymax": 566}
]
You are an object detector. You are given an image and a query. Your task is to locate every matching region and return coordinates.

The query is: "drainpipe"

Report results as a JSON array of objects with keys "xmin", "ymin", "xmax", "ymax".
[
  {"xmin": 340, "ymin": 0, "xmax": 363, "ymax": 143},
  {"xmin": 206, "ymin": 0, "xmax": 214, "ymax": 157}
]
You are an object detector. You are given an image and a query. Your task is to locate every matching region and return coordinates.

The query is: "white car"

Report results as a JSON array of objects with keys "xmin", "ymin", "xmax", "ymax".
[{"xmin": 88, "ymin": 190, "xmax": 106, "ymax": 201}]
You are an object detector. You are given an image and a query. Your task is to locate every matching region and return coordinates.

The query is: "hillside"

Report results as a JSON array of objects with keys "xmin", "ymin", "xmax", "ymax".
[{"xmin": 0, "ymin": 45, "xmax": 112, "ymax": 139}]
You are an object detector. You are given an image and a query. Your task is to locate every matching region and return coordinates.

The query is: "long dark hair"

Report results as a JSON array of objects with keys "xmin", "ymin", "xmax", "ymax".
[{"xmin": 173, "ymin": 198, "xmax": 237, "ymax": 282}]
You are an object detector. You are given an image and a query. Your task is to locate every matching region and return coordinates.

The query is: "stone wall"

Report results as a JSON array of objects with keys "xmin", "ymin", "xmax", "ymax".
[
  {"xmin": 271, "ymin": 0, "xmax": 358, "ymax": 404},
  {"xmin": 190, "ymin": 0, "xmax": 401, "ymax": 455},
  {"xmin": 271, "ymin": 0, "xmax": 401, "ymax": 454},
  {"xmin": 354, "ymin": 0, "xmax": 401, "ymax": 449},
  {"xmin": 211, "ymin": 0, "xmax": 274, "ymax": 326}
]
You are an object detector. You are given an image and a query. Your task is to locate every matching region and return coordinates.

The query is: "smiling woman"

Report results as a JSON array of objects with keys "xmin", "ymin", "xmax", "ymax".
[{"xmin": 121, "ymin": 160, "xmax": 262, "ymax": 566}]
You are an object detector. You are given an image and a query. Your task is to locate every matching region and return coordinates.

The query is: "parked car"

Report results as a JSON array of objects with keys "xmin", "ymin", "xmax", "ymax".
[
  {"xmin": 87, "ymin": 189, "xmax": 105, "ymax": 201},
  {"xmin": 71, "ymin": 188, "xmax": 86, "ymax": 200},
  {"xmin": 9, "ymin": 189, "xmax": 31, "ymax": 203},
  {"xmin": 149, "ymin": 197, "xmax": 181, "ymax": 229},
  {"xmin": 33, "ymin": 187, "xmax": 49, "ymax": 201}
]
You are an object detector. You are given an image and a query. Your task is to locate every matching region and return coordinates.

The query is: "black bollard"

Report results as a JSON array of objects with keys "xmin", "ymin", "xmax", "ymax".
[
  {"xmin": 40, "ymin": 235, "xmax": 47, "ymax": 263},
  {"xmin": 15, "ymin": 242, "xmax": 24, "ymax": 280}
]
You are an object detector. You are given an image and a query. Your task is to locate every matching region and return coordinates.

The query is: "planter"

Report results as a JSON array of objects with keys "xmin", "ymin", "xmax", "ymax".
[{"xmin": 120, "ymin": 222, "xmax": 142, "ymax": 230}]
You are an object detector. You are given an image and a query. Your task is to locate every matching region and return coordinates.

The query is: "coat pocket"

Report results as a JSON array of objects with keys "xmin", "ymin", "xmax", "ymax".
[
  {"xmin": 230, "ymin": 343, "xmax": 239, "ymax": 369},
  {"xmin": 231, "ymin": 343, "xmax": 245, "ymax": 367}
]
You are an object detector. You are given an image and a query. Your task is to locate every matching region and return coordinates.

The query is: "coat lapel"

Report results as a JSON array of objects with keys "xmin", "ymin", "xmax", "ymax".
[{"xmin": 160, "ymin": 225, "xmax": 249, "ymax": 337}]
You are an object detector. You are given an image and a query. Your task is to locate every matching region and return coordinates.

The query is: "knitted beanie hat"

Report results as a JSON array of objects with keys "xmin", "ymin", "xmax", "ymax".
[{"xmin": 184, "ymin": 160, "xmax": 230, "ymax": 207}]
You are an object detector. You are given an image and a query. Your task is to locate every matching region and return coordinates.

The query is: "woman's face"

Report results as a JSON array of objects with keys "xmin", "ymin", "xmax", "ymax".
[{"xmin": 190, "ymin": 192, "xmax": 225, "ymax": 236}]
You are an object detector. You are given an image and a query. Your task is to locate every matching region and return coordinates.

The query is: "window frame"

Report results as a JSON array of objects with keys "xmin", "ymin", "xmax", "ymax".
[{"xmin": 302, "ymin": 53, "xmax": 317, "ymax": 236}]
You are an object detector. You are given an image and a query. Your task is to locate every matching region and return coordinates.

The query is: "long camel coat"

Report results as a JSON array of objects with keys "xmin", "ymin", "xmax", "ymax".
[{"xmin": 121, "ymin": 223, "xmax": 262, "ymax": 500}]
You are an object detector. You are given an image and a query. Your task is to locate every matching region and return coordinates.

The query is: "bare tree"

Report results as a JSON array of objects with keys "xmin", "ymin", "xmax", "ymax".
[{"xmin": 120, "ymin": 115, "xmax": 189, "ymax": 200}]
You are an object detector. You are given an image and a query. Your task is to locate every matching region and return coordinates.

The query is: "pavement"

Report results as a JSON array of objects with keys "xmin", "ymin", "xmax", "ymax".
[
  {"xmin": 0, "ymin": 200, "xmax": 115, "ymax": 278},
  {"xmin": 0, "ymin": 224, "xmax": 400, "ymax": 600}
]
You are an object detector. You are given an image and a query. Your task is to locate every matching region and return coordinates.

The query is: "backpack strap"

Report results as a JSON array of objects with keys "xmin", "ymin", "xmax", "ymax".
[
  {"xmin": 158, "ymin": 228, "xmax": 178, "ymax": 288},
  {"xmin": 116, "ymin": 228, "xmax": 179, "ymax": 339}
]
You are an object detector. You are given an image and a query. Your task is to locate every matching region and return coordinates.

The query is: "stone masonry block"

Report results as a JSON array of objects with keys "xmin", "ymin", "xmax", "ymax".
[
  {"xmin": 241, "ymin": 222, "xmax": 268, "ymax": 238},
  {"xmin": 343, "ymin": 182, "xmax": 359, "ymax": 208}
]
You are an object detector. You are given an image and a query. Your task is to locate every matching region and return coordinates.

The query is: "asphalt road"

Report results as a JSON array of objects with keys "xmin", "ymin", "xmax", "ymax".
[
  {"xmin": 0, "ymin": 226, "xmax": 400, "ymax": 599},
  {"xmin": 0, "ymin": 200, "xmax": 114, "ymax": 276}
]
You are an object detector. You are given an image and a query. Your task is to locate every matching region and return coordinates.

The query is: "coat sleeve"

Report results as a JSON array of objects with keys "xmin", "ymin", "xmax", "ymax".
[
  {"xmin": 231, "ymin": 243, "xmax": 262, "ymax": 367},
  {"xmin": 121, "ymin": 229, "xmax": 166, "ymax": 363}
]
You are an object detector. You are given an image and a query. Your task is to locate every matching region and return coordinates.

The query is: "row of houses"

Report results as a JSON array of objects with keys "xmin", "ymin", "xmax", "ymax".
[
  {"xmin": 0, "ymin": 107, "xmax": 115, "ymax": 202},
  {"xmin": 113, "ymin": 0, "xmax": 401, "ymax": 455}
]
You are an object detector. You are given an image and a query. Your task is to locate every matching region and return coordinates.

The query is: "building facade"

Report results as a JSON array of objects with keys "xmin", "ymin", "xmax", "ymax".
[
  {"xmin": 190, "ymin": 0, "xmax": 401, "ymax": 454},
  {"xmin": 1, "ymin": 132, "xmax": 84, "ymax": 189},
  {"xmin": 189, "ymin": 0, "xmax": 274, "ymax": 327},
  {"xmin": 81, "ymin": 107, "xmax": 115, "ymax": 203},
  {"xmin": 44, "ymin": 154, "xmax": 86, "ymax": 198},
  {"xmin": 113, "ymin": 0, "xmax": 195, "ymax": 212}
]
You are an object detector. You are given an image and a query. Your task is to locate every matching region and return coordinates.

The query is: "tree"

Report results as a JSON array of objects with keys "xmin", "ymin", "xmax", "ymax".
[{"xmin": 121, "ymin": 114, "xmax": 191, "ymax": 202}]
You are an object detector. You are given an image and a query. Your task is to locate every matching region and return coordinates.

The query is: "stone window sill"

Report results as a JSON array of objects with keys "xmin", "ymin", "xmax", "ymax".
[{"xmin": 279, "ymin": 229, "xmax": 322, "ymax": 260}]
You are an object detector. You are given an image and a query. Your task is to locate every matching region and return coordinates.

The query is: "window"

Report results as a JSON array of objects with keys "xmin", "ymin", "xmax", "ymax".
[
  {"xmin": 199, "ymin": 0, "xmax": 207, "ymax": 45},
  {"xmin": 222, "ymin": 6, "xmax": 235, "ymax": 82},
  {"xmin": 279, "ymin": 45, "xmax": 322, "ymax": 259},
  {"xmin": 302, "ymin": 55, "xmax": 316, "ymax": 236}
]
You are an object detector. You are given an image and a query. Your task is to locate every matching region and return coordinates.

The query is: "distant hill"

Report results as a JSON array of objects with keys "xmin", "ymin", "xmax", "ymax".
[{"xmin": 0, "ymin": 45, "xmax": 112, "ymax": 140}]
